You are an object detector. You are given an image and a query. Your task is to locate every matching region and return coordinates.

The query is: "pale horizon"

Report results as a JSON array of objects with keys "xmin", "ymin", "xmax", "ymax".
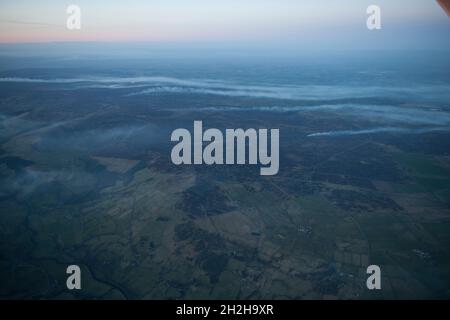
[{"xmin": 0, "ymin": 0, "xmax": 449, "ymax": 51}]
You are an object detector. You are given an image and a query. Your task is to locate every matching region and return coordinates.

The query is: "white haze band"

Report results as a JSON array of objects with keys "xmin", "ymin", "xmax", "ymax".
[{"xmin": 171, "ymin": 121, "xmax": 279, "ymax": 176}]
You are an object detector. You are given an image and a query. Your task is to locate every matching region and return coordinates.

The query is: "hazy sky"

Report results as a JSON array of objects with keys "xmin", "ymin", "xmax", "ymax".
[{"xmin": 0, "ymin": 0, "xmax": 449, "ymax": 50}]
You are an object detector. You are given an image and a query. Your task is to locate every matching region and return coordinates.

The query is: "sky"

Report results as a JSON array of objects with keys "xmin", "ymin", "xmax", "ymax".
[{"xmin": 0, "ymin": 0, "xmax": 449, "ymax": 51}]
